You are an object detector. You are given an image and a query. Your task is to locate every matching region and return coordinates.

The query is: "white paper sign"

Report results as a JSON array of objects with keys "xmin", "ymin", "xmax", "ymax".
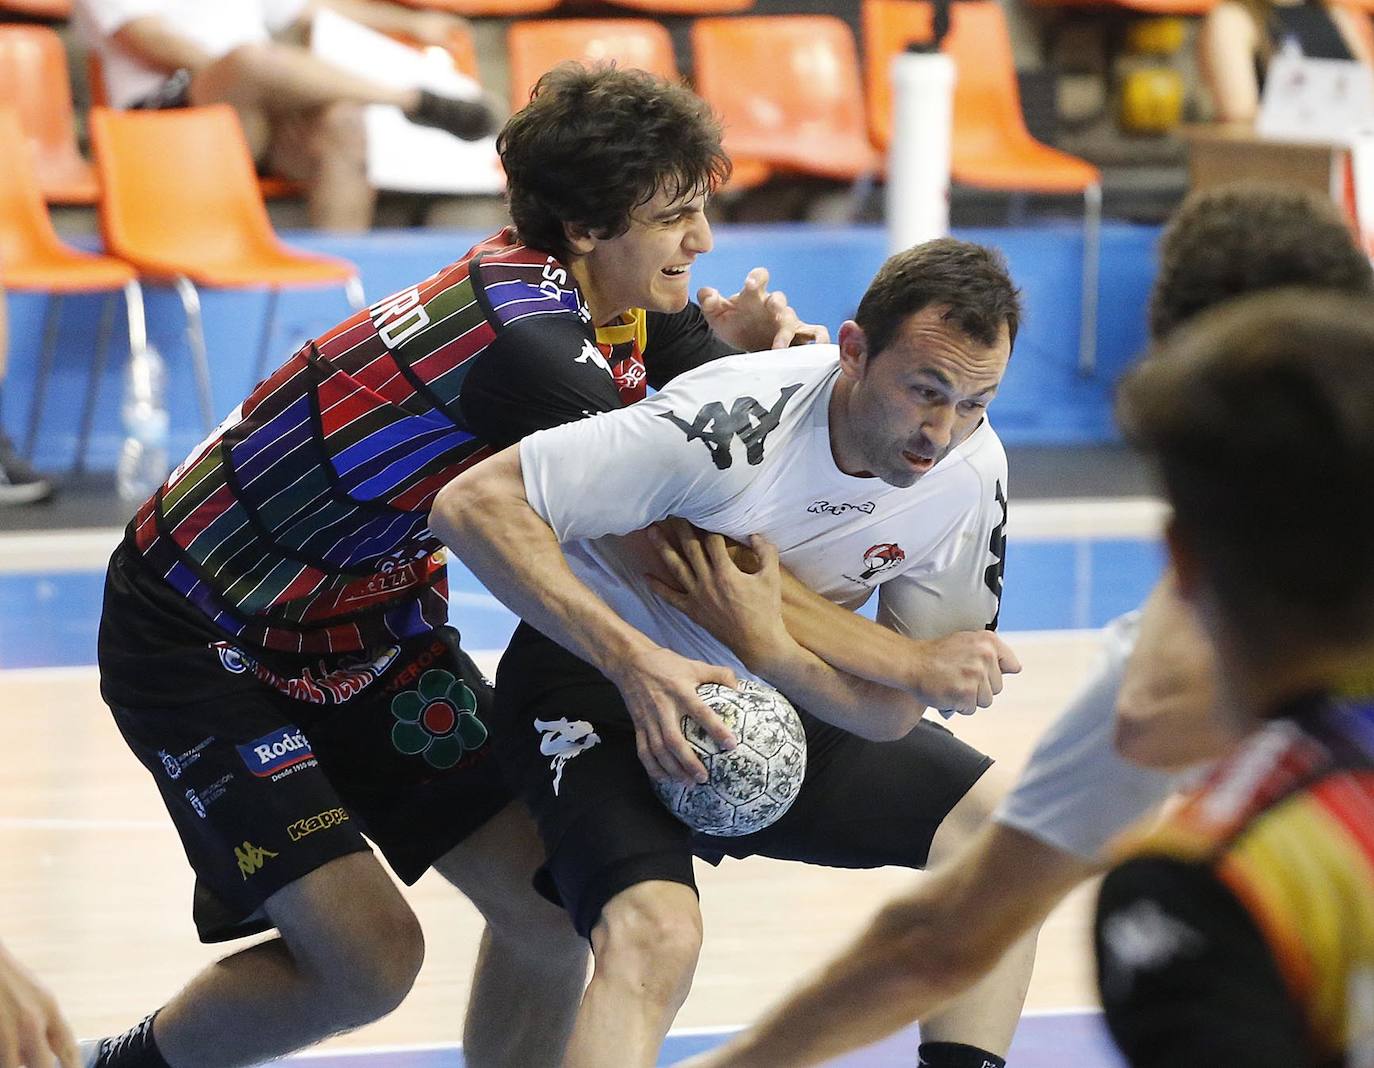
[
  {"xmin": 1257, "ymin": 46, "xmax": 1374, "ymax": 147},
  {"xmin": 310, "ymin": 8, "xmax": 504, "ymax": 195}
]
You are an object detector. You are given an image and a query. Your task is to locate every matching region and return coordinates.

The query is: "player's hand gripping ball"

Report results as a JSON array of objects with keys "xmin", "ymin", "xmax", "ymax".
[{"xmin": 654, "ymin": 680, "xmax": 807, "ymax": 836}]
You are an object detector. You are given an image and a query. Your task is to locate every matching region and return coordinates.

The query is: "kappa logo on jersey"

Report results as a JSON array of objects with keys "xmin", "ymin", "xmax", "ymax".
[
  {"xmin": 575, "ymin": 337, "xmax": 613, "ymax": 376},
  {"xmin": 659, "ymin": 384, "xmax": 803, "ymax": 470},
  {"xmin": 237, "ymin": 727, "xmax": 315, "ymax": 778},
  {"xmin": 234, "ymin": 841, "xmax": 279, "ymax": 880},
  {"xmin": 808, "ymin": 499, "xmax": 876, "ymax": 517},
  {"xmin": 287, "ymin": 807, "xmax": 351, "ymax": 841},
  {"xmin": 844, "ymin": 542, "xmax": 906, "ymax": 585},
  {"xmin": 535, "ymin": 718, "xmax": 602, "ymax": 796}
]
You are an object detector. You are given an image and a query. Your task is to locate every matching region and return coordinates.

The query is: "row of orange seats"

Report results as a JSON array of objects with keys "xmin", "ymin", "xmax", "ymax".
[{"xmin": 3, "ymin": 3, "xmax": 1096, "ymax": 200}]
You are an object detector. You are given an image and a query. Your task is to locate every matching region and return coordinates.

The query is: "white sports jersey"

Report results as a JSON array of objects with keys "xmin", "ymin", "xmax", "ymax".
[{"xmin": 519, "ymin": 346, "xmax": 1008, "ymax": 682}]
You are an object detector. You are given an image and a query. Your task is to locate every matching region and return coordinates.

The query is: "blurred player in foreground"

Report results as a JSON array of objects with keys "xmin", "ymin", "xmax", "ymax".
[
  {"xmin": 681, "ymin": 184, "xmax": 1374, "ymax": 1067},
  {"xmin": 1098, "ymin": 288, "xmax": 1374, "ymax": 1065}
]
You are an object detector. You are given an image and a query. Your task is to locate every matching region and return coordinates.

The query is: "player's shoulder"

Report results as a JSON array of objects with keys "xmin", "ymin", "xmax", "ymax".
[
  {"xmin": 655, "ymin": 344, "xmax": 840, "ymax": 397},
  {"xmin": 467, "ymin": 231, "xmax": 592, "ymax": 332}
]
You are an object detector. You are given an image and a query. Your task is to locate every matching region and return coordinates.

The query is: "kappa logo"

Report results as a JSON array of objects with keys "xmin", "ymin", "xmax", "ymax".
[
  {"xmin": 534, "ymin": 718, "xmax": 602, "ymax": 796},
  {"xmin": 575, "ymin": 338, "xmax": 612, "ymax": 376},
  {"xmin": 807, "ymin": 499, "xmax": 876, "ymax": 517},
  {"xmin": 843, "ymin": 542, "xmax": 906, "ymax": 585},
  {"xmin": 234, "ymin": 841, "xmax": 279, "ymax": 880},
  {"xmin": 659, "ymin": 384, "xmax": 802, "ymax": 470},
  {"xmin": 287, "ymin": 807, "xmax": 351, "ymax": 841}
]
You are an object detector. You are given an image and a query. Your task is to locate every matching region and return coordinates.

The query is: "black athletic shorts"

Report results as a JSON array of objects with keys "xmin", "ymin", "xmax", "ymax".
[
  {"xmin": 494, "ymin": 623, "xmax": 994, "ymax": 938},
  {"xmin": 98, "ymin": 542, "xmax": 512, "ymax": 943}
]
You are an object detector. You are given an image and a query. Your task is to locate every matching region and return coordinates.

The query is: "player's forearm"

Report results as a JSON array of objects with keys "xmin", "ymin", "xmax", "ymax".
[
  {"xmin": 750, "ymin": 639, "xmax": 925, "ymax": 742},
  {"xmin": 779, "ymin": 571, "xmax": 930, "ymax": 693},
  {"xmin": 431, "ymin": 450, "xmax": 658, "ymax": 678}
]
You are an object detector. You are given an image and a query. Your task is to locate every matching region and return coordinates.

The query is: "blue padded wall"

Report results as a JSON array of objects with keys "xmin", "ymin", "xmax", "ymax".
[{"xmin": 2, "ymin": 220, "xmax": 1159, "ymax": 473}]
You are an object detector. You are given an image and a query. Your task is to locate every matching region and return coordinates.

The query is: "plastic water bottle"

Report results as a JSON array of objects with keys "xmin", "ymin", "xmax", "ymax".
[{"xmin": 116, "ymin": 343, "xmax": 170, "ymax": 503}]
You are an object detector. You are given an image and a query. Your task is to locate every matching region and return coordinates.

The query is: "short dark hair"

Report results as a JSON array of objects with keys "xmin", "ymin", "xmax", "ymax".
[
  {"xmin": 1119, "ymin": 289, "xmax": 1374, "ymax": 657},
  {"xmin": 854, "ymin": 239, "xmax": 1021, "ymax": 358},
  {"xmin": 1150, "ymin": 183, "xmax": 1374, "ymax": 340},
  {"xmin": 497, "ymin": 63, "xmax": 732, "ymax": 264}
]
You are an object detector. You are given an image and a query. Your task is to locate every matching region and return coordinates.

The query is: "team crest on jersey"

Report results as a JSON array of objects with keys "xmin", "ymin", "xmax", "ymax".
[
  {"xmin": 659, "ymin": 384, "xmax": 802, "ymax": 470},
  {"xmin": 843, "ymin": 542, "xmax": 906, "ymax": 585}
]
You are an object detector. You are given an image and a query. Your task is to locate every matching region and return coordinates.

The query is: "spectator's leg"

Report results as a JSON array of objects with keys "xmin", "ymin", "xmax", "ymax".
[
  {"xmin": 267, "ymin": 105, "xmax": 375, "ymax": 232},
  {"xmin": 0, "ymin": 284, "xmax": 53, "ymax": 506}
]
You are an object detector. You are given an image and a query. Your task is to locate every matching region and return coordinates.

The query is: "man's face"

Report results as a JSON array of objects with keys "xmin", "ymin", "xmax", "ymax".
[
  {"xmin": 837, "ymin": 305, "xmax": 1011, "ymax": 488},
  {"xmin": 572, "ymin": 185, "xmax": 713, "ymax": 323}
]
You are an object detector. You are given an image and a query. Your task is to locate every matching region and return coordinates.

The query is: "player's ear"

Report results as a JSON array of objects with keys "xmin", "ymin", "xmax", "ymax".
[
  {"xmin": 837, "ymin": 320, "xmax": 869, "ymax": 381},
  {"xmin": 563, "ymin": 221, "xmax": 597, "ymax": 256}
]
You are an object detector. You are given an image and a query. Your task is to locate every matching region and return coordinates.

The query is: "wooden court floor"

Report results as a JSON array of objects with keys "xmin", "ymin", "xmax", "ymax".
[{"xmin": 0, "ymin": 630, "xmax": 1107, "ymax": 1056}]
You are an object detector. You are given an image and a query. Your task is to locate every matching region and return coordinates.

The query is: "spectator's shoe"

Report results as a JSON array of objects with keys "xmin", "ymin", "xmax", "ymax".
[
  {"xmin": 0, "ymin": 432, "xmax": 53, "ymax": 505},
  {"xmin": 409, "ymin": 89, "xmax": 498, "ymax": 141}
]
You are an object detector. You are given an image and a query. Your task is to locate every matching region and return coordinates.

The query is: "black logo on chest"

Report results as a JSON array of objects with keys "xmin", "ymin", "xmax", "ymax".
[{"xmin": 659, "ymin": 384, "xmax": 802, "ymax": 470}]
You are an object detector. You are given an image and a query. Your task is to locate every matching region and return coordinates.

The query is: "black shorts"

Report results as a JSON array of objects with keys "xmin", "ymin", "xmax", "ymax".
[
  {"xmin": 494, "ymin": 624, "xmax": 994, "ymax": 938},
  {"xmin": 99, "ymin": 543, "xmax": 512, "ymax": 943}
]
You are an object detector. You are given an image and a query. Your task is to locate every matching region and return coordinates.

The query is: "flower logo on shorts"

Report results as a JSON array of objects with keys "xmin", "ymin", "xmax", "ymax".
[{"xmin": 390, "ymin": 669, "xmax": 488, "ymax": 769}]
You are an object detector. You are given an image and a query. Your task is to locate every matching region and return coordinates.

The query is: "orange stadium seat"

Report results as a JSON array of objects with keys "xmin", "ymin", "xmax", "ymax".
[
  {"xmin": 0, "ymin": 0, "xmax": 70, "ymax": 17},
  {"xmin": 507, "ymin": 17, "xmax": 678, "ymax": 111},
  {"xmin": 692, "ymin": 16, "xmax": 879, "ymax": 183},
  {"xmin": 387, "ymin": 0, "xmax": 558, "ymax": 17},
  {"xmin": 0, "ymin": 25, "xmax": 98, "ymax": 204},
  {"xmin": 507, "ymin": 18, "xmax": 768, "ymax": 188},
  {"xmin": 89, "ymin": 105, "xmax": 364, "ymax": 430},
  {"xmin": 864, "ymin": 0, "xmax": 1103, "ymax": 371},
  {"xmin": 0, "ymin": 108, "xmax": 146, "ymax": 471}
]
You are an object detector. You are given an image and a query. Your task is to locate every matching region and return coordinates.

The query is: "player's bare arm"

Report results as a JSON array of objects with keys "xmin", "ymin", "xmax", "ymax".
[
  {"xmin": 647, "ymin": 521, "xmax": 928, "ymax": 740},
  {"xmin": 698, "ymin": 267, "xmax": 830, "ymax": 350},
  {"xmin": 650, "ymin": 520, "xmax": 1020, "ymax": 717},
  {"xmin": 1114, "ymin": 570, "xmax": 1240, "ymax": 769},
  {"xmin": 430, "ymin": 446, "xmax": 739, "ymax": 785}
]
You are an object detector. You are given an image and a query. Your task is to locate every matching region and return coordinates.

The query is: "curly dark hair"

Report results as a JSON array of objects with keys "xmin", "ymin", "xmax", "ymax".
[
  {"xmin": 855, "ymin": 238, "xmax": 1021, "ymax": 358},
  {"xmin": 497, "ymin": 63, "xmax": 732, "ymax": 263},
  {"xmin": 1150, "ymin": 182, "xmax": 1374, "ymax": 340}
]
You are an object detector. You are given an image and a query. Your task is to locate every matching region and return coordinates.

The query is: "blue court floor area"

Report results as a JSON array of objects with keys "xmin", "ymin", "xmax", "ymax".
[
  {"xmin": 0, "ymin": 534, "xmax": 1164, "ymax": 670},
  {"xmin": 276, "ymin": 1013, "xmax": 1125, "ymax": 1066}
]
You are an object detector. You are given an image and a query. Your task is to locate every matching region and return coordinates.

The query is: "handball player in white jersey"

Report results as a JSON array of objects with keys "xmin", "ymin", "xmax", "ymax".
[{"xmin": 434, "ymin": 239, "xmax": 1030, "ymax": 1068}]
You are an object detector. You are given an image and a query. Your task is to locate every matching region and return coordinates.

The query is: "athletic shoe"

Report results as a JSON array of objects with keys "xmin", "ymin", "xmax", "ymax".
[
  {"xmin": 0, "ymin": 432, "xmax": 52, "ymax": 505},
  {"xmin": 408, "ymin": 89, "xmax": 497, "ymax": 141}
]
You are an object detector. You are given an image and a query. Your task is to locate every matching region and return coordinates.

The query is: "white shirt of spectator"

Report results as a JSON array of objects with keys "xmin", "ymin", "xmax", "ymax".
[
  {"xmin": 74, "ymin": 0, "xmax": 309, "ymax": 109},
  {"xmin": 518, "ymin": 346, "xmax": 1008, "ymax": 683}
]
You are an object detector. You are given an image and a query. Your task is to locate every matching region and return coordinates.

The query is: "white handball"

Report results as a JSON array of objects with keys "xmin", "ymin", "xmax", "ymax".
[{"xmin": 653, "ymin": 679, "xmax": 807, "ymax": 837}]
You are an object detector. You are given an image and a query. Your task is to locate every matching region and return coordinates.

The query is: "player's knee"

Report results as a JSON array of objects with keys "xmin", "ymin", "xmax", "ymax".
[
  {"xmin": 295, "ymin": 902, "xmax": 425, "ymax": 1023},
  {"xmin": 591, "ymin": 884, "xmax": 703, "ymax": 997}
]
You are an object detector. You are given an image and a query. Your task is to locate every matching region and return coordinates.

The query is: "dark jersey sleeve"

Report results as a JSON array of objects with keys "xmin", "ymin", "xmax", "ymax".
[
  {"xmin": 1095, "ymin": 856, "xmax": 1312, "ymax": 1068},
  {"xmin": 643, "ymin": 304, "xmax": 740, "ymax": 389},
  {"xmin": 457, "ymin": 314, "xmax": 625, "ymax": 450}
]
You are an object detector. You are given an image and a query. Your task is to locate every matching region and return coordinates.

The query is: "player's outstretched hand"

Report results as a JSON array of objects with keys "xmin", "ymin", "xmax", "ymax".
[
  {"xmin": 908, "ymin": 630, "xmax": 1022, "ymax": 716},
  {"xmin": 0, "ymin": 941, "xmax": 79, "ymax": 1068},
  {"xmin": 611, "ymin": 646, "xmax": 740, "ymax": 786},
  {"xmin": 698, "ymin": 267, "xmax": 830, "ymax": 351},
  {"xmin": 646, "ymin": 520, "xmax": 792, "ymax": 674}
]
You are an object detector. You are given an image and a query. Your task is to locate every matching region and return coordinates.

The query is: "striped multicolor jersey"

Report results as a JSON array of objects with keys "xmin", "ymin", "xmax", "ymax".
[
  {"xmin": 126, "ymin": 229, "xmax": 735, "ymax": 655},
  {"xmin": 1096, "ymin": 693, "xmax": 1374, "ymax": 1067}
]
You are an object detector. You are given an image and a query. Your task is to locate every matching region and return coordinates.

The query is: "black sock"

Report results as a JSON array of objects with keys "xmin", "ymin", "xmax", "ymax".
[
  {"xmin": 92, "ymin": 1011, "xmax": 172, "ymax": 1068},
  {"xmin": 917, "ymin": 1040, "xmax": 1007, "ymax": 1068}
]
